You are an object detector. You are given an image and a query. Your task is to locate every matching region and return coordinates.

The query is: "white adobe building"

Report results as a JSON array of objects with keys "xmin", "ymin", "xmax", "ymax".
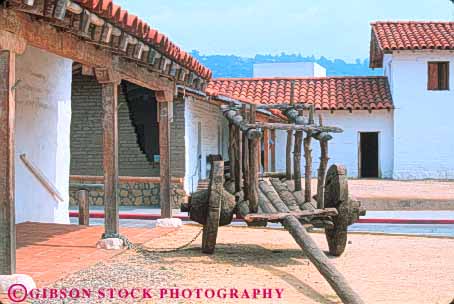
[
  {"xmin": 253, "ymin": 62, "xmax": 327, "ymax": 78},
  {"xmin": 370, "ymin": 21, "xmax": 454, "ymax": 180},
  {"xmin": 207, "ymin": 75, "xmax": 394, "ymax": 180},
  {"xmin": 206, "ymin": 21, "xmax": 454, "ymax": 181}
]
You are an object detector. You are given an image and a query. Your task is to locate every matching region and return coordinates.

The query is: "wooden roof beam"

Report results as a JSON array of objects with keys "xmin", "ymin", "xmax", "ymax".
[
  {"xmin": 133, "ymin": 42, "xmax": 147, "ymax": 60},
  {"xmin": 177, "ymin": 68, "xmax": 188, "ymax": 82},
  {"xmin": 119, "ymin": 33, "xmax": 138, "ymax": 52},
  {"xmin": 53, "ymin": 0, "xmax": 69, "ymax": 20},
  {"xmin": 100, "ymin": 23, "xmax": 113, "ymax": 43},
  {"xmin": 147, "ymin": 48, "xmax": 160, "ymax": 65},
  {"xmin": 66, "ymin": 1, "xmax": 82, "ymax": 14},
  {"xmin": 79, "ymin": 9, "xmax": 91, "ymax": 33}
]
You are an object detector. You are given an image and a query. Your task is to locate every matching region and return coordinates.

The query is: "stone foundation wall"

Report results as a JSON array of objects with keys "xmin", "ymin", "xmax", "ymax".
[{"xmin": 69, "ymin": 178, "xmax": 186, "ymax": 208}]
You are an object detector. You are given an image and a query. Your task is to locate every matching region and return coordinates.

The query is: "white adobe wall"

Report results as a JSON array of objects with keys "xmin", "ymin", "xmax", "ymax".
[
  {"xmin": 253, "ymin": 62, "xmax": 326, "ymax": 77},
  {"xmin": 313, "ymin": 63, "xmax": 327, "ymax": 77},
  {"xmin": 274, "ymin": 110, "xmax": 394, "ymax": 178},
  {"xmin": 15, "ymin": 46, "xmax": 72, "ymax": 224},
  {"xmin": 385, "ymin": 51, "xmax": 454, "ymax": 179},
  {"xmin": 184, "ymin": 97, "xmax": 228, "ymax": 193}
]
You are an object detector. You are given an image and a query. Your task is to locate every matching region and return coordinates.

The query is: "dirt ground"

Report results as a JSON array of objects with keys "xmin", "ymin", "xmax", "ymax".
[
  {"xmin": 42, "ymin": 225, "xmax": 454, "ymax": 304},
  {"xmin": 138, "ymin": 225, "xmax": 454, "ymax": 304}
]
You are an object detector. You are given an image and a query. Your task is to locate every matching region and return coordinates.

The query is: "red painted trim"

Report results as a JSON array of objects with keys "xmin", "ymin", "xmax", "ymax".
[
  {"xmin": 69, "ymin": 212, "xmax": 454, "ymax": 225},
  {"xmin": 357, "ymin": 218, "xmax": 454, "ymax": 225},
  {"xmin": 69, "ymin": 211, "xmax": 189, "ymax": 221}
]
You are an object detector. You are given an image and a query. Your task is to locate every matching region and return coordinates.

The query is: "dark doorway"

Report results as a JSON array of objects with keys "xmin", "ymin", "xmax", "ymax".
[
  {"xmin": 360, "ymin": 132, "xmax": 379, "ymax": 178},
  {"xmin": 121, "ymin": 81, "xmax": 159, "ymax": 162}
]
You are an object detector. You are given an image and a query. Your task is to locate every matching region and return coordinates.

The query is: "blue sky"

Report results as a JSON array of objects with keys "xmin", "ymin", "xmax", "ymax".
[{"xmin": 115, "ymin": 0, "xmax": 453, "ymax": 62}]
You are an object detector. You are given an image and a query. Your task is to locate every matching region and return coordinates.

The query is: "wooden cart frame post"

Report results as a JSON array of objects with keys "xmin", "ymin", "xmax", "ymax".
[
  {"xmin": 248, "ymin": 105, "xmax": 260, "ymax": 213},
  {"xmin": 242, "ymin": 105, "xmax": 250, "ymax": 202}
]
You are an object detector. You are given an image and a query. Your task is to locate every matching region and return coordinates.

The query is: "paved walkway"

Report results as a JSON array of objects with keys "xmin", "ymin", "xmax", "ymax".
[
  {"xmin": 309, "ymin": 178, "xmax": 454, "ymax": 210},
  {"xmin": 15, "ymin": 222, "xmax": 177, "ymax": 287},
  {"xmin": 347, "ymin": 179, "xmax": 454, "ymax": 200}
]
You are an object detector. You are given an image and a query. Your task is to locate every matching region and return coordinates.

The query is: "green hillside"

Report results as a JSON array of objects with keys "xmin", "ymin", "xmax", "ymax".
[{"xmin": 191, "ymin": 51, "xmax": 383, "ymax": 78}]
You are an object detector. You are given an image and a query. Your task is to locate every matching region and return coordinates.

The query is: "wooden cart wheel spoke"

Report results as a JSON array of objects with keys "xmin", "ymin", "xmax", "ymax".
[
  {"xmin": 324, "ymin": 164, "xmax": 350, "ymax": 257},
  {"xmin": 201, "ymin": 161, "xmax": 224, "ymax": 254}
]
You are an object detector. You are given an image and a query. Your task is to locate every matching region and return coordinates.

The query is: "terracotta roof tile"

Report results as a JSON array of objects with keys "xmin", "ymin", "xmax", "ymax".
[
  {"xmin": 370, "ymin": 21, "xmax": 454, "ymax": 68},
  {"xmin": 371, "ymin": 21, "xmax": 454, "ymax": 51},
  {"xmin": 207, "ymin": 77, "xmax": 393, "ymax": 111},
  {"xmin": 72, "ymin": 0, "xmax": 211, "ymax": 79}
]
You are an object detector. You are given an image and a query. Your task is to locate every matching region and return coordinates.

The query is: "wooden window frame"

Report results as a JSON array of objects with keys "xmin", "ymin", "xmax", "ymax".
[{"xmin": 428, "ymin": 61, "xmax": 450, "ymax": 91}]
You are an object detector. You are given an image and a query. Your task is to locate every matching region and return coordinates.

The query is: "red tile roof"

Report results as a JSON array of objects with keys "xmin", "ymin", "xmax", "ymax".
[
  {"xmin": 73, "ymin": 0, "xmax": 211, "ymax": 79},
  {"xmin": 370, "ymin": 21, "xmax": 454, "ymax": 68},
  {"xmin": 207, "ymin": 77, "xmax": 393, "ymax": 111}
]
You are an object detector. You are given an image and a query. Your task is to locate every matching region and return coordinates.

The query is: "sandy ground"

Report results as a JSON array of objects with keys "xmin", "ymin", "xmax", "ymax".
[
  {"xmin": 39, "ymin": 224, "xmax": 454, "ymax": 304},
  {"xmin": 138, "ymin": 225, "xmax": 454, "ymax": 304}
]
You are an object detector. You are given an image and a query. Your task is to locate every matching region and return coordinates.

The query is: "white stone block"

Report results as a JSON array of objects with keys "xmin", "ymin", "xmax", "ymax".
[
  {"xmin": 96, "ymin": 238, "xmax": 124, "ymax": 250},
  {"xmin": 0, "ymin": 274, "xmax": 36, "ymax": 294},
  {"xmin": 156, "ymin": 218, "xmax": 183, "ymax": 228}
]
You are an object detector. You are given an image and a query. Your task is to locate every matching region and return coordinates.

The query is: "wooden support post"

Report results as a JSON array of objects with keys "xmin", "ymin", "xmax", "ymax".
[
  {"xmin": 234, "ymin": 126, "xmax": 242, "ymax": 194},
  {"xmin": 0, "ymin": 50, "xmax": 16, "ymax": 275},
  {"xmin": 263, "ymin": 129, "xmax": 269, "ymax": 172},
  {"xmin": 102, "ymin": 81, "xmax": 120, "ymax": 235},
  {"xmin": 303, "ymin": 132, "xmax": 313, "ymax": 203},
  {"xmin": 77, "ymin": 190, "xmax": 90, "ymax": 226},
  {"xmin": 157, "ymin": 93, "xmax": 172, "ymax": 218},
  {"xmin": 317, "ymin": 140, "xmax": 329, "ymax": 208},
  {"xmin": 248, "ymin": 105, "xmax": 259, "ymax": 213},
  {"xmin": 270, "ymin": 129, "xmax": 276, "ymax": 172},
  {"xmin": 286, "ymin": 130, "xmax": 293, "ymax": 180},
  {"xmin": 228, "ymin": 123, "xmax": 236, "ymax": 182},
  {"xmin": 286, "ymin": 79, "xmax": 295, "ymax": 181},
  {"xmin": 294, "ymin": 110, "xmax": 304, "ymax": 191},
  {"xmin": 257, "ymin": 135, "xmax": 262, "ymax": 173},
  {"xmin": 293, "ymin": 130, "xmax": 303, "ymax": 192},
  {"xmin": 317, "ymin": 115, "xmax": 329, "ymax": 208},
  {"xmin": 242, "ymin": 105, "xmax": 249, "ymax": 202}
]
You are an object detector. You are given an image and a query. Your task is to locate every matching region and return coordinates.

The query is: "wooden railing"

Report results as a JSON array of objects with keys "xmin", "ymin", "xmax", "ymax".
[{"xmin": 20, "ymin": 154, "xmax": 64, "ymax": 203}]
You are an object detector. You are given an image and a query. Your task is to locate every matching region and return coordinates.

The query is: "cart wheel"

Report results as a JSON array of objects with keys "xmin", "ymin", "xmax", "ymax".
[
  {"xmin": 201, "ymin": 161, "xmax": 223, "ymax": 254},
  {"xmin": 324, "ymin": 164, "xmax": 350, "ymax": 256}
]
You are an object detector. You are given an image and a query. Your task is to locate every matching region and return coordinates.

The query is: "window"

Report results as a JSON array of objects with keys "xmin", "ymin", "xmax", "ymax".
[{"xmin": 428, "ymin": 62, "xmax": 449, "ymax": 90}]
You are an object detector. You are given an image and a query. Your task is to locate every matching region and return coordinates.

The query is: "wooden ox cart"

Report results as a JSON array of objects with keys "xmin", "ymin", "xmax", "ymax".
[{"xmin": 182, "ymin": 103, "xmax": 366, "ymax": 304}]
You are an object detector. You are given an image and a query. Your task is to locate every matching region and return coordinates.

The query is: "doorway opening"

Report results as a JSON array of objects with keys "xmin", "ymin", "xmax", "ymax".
[{"xmin": 359, "ymin": 132, "xmax": 379, "ymax": 178}]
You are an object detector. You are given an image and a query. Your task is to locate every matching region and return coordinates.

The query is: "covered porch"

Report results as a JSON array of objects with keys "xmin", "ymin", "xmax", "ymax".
[
  {"xmin": 15, "ymin": 222, "xmax": 176, "ymax": 287},
  {"xmin": 0, "ymin": 0, "xmax": 210, "ymax": 281}
]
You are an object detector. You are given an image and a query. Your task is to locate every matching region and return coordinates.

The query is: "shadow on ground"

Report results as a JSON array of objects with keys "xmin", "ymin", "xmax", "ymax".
[{"xmin": 137, "ymin": 241, "xmax": 339, "ymax": 304}]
